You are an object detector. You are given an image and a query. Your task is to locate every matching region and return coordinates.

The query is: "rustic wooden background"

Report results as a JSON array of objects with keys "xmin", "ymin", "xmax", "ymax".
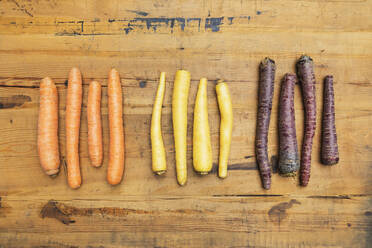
[{"xmin": 0, "ymin": 0, "xmax": 371, "ymax": 247}]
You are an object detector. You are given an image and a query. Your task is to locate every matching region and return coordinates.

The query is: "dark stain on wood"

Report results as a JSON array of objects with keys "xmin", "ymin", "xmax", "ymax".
[
  {"xmin": 365, "ymin": 211, "xmax": 372, "ymax": 216},
  {"xmin": 64, "ymin": 80, "xmax": 68, "ymax": 86},
  {"xmin": 40, "ymin": 200, "xmax": 214, "ymax": 224},
  {"xmin": 127, "ymin": 10, "xmax": 149, "ymax": 16},
  {"xmin": 134, "ymin": 17, "xmax": 186, "ymax": 32},
  {"xmin": 40, "ymin": 200, "xmax": 75, "ymax": 225},
  {"xmin": 211, "ymin": 162, "xmax": 258, "ymax": 173},
  {"xmin": 50, "ymin": 15, "xmax": 258, "ymax": 36},
  {"xmin": 139, "ymin": 80, "xmax": 147, "ymax": 88},
  {"xmin": 205, "ymin": 17, "xmax": 224, "ymax": 32},
  {"xmin": 187, "ymin": 18, "xmax": 201, "ymax": 31},
  {"xmin": 0, "ymin": 95, "xmax": 32, "ymax": 109},
  {"xmin": 210, "ymin": 156, "xmax": 281, "ymax": 173},
  {"xmin": 229, "ymin": 162, "xmax": 257, "ymax": 170},
  {"xmin": 268, "ymin": 199, "xmax": 301, "ymax": 225}
]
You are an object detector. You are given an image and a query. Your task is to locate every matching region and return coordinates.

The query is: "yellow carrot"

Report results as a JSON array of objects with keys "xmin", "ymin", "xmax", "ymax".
[
  {"xmin": 172, "ymin": 70, "xmax": 191, "ymax": 186},
  {"xmin": 193, "ymin": 78, "xmax": 212, "ymax": 174},
  {"xmin": 216, "ymin": 80, "xmax": 233, "ymax": 178},
  {"xmin": 151, "ymin": 72, "xmax": 167, "ymax": 175}
]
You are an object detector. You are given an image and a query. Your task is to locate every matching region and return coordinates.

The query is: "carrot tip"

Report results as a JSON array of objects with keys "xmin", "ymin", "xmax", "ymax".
[
  {"xmin": 297, "ymin": 55, "xmax": 313, "ymax": 65},
  {"xmin": 107, "ymin": 176, "xmax": 123, "ymax": 185},
  {"xmin": 46, "ymin": 169, "xmax": 59, "ymax": 177},
  {"xmin": 263, "ymin": 183, "xmax": 271, "ymax": 190},
  {"xmin": 108, "ymin": 181, "xmax": 121, "ymax": 186},
  {"xmin": 279, "ymin": 172, "xmax": 297, "ymax": 177},
  {"xmin": 218, "ymin": 174, "xmax": 227, "ymax": 179},
  {"xmin": 154, "ymin": 170, "xmax": 166, "ymax": 176},
  {"xmin": 197, "ymin": 171, "xmax": 210, "ymax": 176},
  {"xmin": 300, "ymin": 178, "xmax": 309, "ymax": 187},
  {"xmin": 68, "ymin": 183, "xmax": 81, "ymax": 189},
  {"xmin": 260, "ymin": 57, "xmax": 275, "ymax": 68},
  {"xmin": 322, "ymin": 157, "xmax": 339, "ymax": 166},
  {"xmin": 177, "ymin": 180, "xmax": 187, "ymax": 186}
]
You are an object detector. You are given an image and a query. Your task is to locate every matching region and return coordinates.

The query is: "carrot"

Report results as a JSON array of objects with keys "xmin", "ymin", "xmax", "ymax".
[
  {"xmin": 107, "ymin": 68, "xmax": 125, "ymax": 185},
  {"xmin": 216, "ymin": 80, "xmax": 233, "ymax": 179},
  {"xmin": 38, "ymin": 77, "xmax": 60, "ymax": 176},
  {"xmin": 321, "ymin": 75, "xmax": 339, "ymax": 165},
  {"xmin": 87, "ymin": 81, "xmax": 103, "ymax": 167},
  {"xmin": 172, "ymin": 70, "xmax": 191, "ymax": 186},
  {"xmin": 151, "ymin": 72, "xmax": 167, "ymax": 175},
  {"xmin": 193, "ymin": 78, "xmax": 213, "ymax": 175},
  {"xmin": 255, "ymin": 58, "xmax": 275, "ymax": 189},
  {"xmin": 296, "ymin": 55, "xmax": 317, "ymax": 186},
  {"xmin": 278, "ymin": 73, "xmax": 300, "ymax": 176},
  {"xmin": 66, "ymin": 67, "xmax": 83, "ymax": 189}
]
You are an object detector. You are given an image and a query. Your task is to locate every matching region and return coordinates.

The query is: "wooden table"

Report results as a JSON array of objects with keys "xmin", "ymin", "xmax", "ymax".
[{"xmin": 0, "ymin": 0, "xmax": 371, "ymax": 247}]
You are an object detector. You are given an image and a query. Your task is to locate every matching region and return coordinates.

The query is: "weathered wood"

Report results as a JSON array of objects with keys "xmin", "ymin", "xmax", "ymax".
[{"xmin": 0, "ymin": 0, "xmax": 371, "ymax": 247}]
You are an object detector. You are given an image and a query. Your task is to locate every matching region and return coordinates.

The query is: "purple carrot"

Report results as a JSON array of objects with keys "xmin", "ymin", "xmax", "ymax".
[
  {"xmin": 278, "ymin": 73, "xmax": 300, "ymax": 176},
  {"xmin": 321, "ymin": 75, "xmax": 339, "ymax": 165},
  {"xmin": 255, "ymin": 58, "xmax": 275, "ymax": 189},
  {"xmin": 296, "ymin": 55, "xmax": 316, "ymax": 186}
]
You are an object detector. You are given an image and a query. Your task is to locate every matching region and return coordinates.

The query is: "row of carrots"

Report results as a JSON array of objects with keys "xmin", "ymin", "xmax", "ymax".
[
  {"xmin": 38, "ymin": 68, "xmax": 124, "ymax": 189},
  {"xmin": 151, "ymin": 71, "xmax": 233, "ymax": 185},
  {"xmin": 151, "ymin": 55, "xmax": 339, "ymax": 190},
  {"xmin": 38, "ymin": 55, "xmax": 339, "ymax": 190},
  {"xmin": 38, "ymin": 68, "xmax": 233, "ymax": 189},
  {"xmin": 256, "ymin": 56, "xmax": 339, "ymax": 189}
]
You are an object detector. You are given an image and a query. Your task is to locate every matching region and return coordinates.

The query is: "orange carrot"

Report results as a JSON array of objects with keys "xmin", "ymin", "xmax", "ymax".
[
  {"xmin": 107, "ymin": 68, "xmax": 125, "ymax": 185},
  {"xmin": 38, "ymin": 77, "xmax": 60, "ymax": 176},
  {"xmin": 66, "ymin": 67, "xmax": 83, "ymax": 189},
  {"xmin": 88, "ymin": 81, "xmax": 103, "ymax": 167}
]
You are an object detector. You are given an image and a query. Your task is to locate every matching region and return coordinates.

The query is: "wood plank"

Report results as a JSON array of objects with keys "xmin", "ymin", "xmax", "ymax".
[
  {"xmin": 0, "ymin": 0, "xmax": 371, "ymax": 246},
  {"xmin": 0, "ymin": 196, "xmax": 371, "ymax": 247},
  {"xmin": 1, "ymin": 0, "xmax": 371, "ymax": 34}
]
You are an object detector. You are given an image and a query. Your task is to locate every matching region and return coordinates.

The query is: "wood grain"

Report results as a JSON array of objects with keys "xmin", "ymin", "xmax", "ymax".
[{"xmin": 0, "ymin": 0, "xmax": 371, "ymax": 247}]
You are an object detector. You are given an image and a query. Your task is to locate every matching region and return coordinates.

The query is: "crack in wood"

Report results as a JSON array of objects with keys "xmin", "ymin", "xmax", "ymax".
[
  {"xmin": 213, "ymin": 194, "xmax": 283, "ymax": 197},
  {"xmin": 10, "ymin": 0, "xmax": 33, "ymax": 17}
]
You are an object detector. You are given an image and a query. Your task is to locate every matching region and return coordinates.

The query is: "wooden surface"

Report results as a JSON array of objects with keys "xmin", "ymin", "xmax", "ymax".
[{"xmin": 0, "ymin": 0, "xmax": 371, "ymax": 247}]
